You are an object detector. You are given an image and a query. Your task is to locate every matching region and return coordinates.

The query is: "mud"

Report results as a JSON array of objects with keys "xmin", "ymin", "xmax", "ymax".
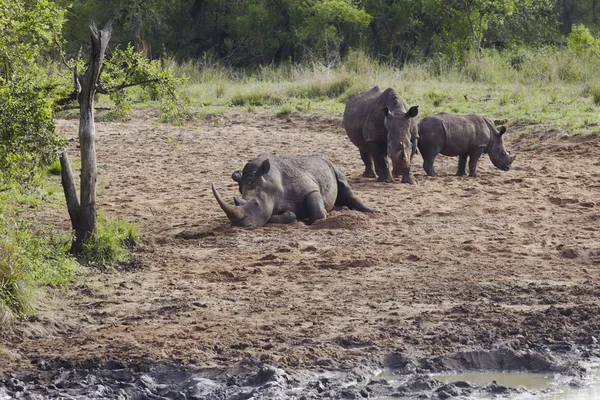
[
  {"xmin": 0, "ymin": 349, "xmax": 590, "ymax": 399},
  {"xmin": 1, "ymin": 111, "xmax": 600, "ymax": 398}
]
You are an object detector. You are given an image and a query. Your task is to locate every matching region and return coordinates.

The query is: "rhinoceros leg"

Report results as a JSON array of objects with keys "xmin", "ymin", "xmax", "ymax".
[
  {"xmin": 360, "ymin": 151, "xmax": 376, "ymax": 178},
  {"xmin": 368, "ymin": 142, "xmax": 393, "ymax": 182},
  {"xmin": 456, "ymin": 154, "xmax": 468, "ymax": 176},
  {"xmin": 422, "ymin": 153, "xmax": 438, "ymax": 177},
  {"xmin": 267, "ymin": 211, "xmax": 297, "ymax": 224},
  {"xmin": 335, "ymin": 183, "xmax": 372, "ymax": 212},
  {"xmin": 305, "ymin": 192, "xmax": 327, "ymax": 224},
  {"xmin": 468, "ymin": 148, "xmax": 484, "ymax": 177}
]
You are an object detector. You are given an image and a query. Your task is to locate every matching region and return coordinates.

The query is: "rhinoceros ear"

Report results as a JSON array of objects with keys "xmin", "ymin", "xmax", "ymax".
[
  {"xmin": 498, "ymin": 126, "xmax": 507, "ymax": 136},
  {"xmin": 231, "ymin": 171, "xmax": 242, "ymax": 183},
  {"xmin": 406, "ymin": 105, "xmax": 419, "ymax": 118},
  {"xmin": 255, "ymin": 159, "xmax": 271, "ymax": 178}
]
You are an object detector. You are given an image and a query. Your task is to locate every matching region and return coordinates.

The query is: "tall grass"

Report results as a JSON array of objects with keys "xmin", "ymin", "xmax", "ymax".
[{"xmin": 155, "ymin": 47, "xmax": 600, "ymax": 135}]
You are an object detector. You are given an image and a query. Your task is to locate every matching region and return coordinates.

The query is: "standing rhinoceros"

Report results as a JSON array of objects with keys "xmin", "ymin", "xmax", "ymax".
[
  {"xmin": 343, "ymin": 86, "xmax": 419, "ymax": 184},
  {"xmin": 417, "ymin": 113, "xmax": 516, "ymax": 177},
  {"xmin": 211, "ymin": 154, "xmax": 372, "ymax": 227}
]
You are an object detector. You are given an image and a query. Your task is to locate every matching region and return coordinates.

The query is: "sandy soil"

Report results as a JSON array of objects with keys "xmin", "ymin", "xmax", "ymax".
[{"xmin": 1, "ymin": 111, "xmax": 599, "ymax": 376}]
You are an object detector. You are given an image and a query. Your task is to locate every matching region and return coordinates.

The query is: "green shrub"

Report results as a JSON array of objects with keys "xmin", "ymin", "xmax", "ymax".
[{"xmin": 567, "ymin": 24, "xmax": 600, "ymax": 55}]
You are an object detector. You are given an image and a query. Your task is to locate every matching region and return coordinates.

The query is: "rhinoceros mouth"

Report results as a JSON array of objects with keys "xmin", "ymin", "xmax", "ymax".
[{"xmin": 211, "ymin": 183, "xmax": 245, "ymax": 223}]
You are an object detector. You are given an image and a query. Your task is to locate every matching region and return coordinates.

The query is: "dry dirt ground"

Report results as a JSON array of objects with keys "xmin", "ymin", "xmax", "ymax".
[{"xmin": 1, "ymin": 111, "xmax": 600, "ymax": 377}]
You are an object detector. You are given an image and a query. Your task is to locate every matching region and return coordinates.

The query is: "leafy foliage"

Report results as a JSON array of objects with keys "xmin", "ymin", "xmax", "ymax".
[
  {"xmin": 0, "ymin": 0, "xmax": 66, "ymax": 188},
  {"xmin": 61, "ymin": 0, "xmax": 600, "ymax": 66},
  {"xmin": 99, "ymin": 44, "xmax": 190, "ymax": 122},
  {"xmin": 567, "ymin": 24, "xmax": 600, "ymax": 55}
]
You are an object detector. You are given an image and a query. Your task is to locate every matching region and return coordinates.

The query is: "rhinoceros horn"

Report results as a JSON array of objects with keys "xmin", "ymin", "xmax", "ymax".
[
  {"xmin": 396, "ymin": 142, "xmax": 410, "ymax": 168},
  {"xmin": 211, "ymin": 183, "xmax": 244, "ymax": 223}
]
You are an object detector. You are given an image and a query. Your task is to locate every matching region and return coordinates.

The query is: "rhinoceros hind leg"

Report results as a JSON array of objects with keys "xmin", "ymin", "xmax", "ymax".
[
  {"xmin": 360, "ymin": 151, "xmax": 376, "ymax": 178},
  {"xmin": 422, "ymin": 153, "xmax": 438, "ymax": 177},
  {"xmin": 268, "ymin": 211, "xmax": 297, "ymax": 224},
  {"xmin": 305, "ymin": 192, "xmax": 327, "ymax": 224},
  {"xmin": 456, "ymin": 154, "xmax": 468, "ymax": 176},
  {"xmin": 335, "ymin": 184, "xmax": 372, "ymax": 212}
]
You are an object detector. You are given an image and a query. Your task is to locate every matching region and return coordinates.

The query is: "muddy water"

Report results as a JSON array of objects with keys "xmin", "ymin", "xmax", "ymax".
[
  {"xmin": 439, "ymin": 370, "xmax": 600, "ymax": 399},
  {"xmin": 378, "ymin": 368, "xmax": 600, "ymax": 399}
]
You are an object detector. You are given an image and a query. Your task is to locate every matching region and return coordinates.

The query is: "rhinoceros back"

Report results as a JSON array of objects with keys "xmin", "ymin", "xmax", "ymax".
[{"xmin": 266, "ymin": 156, "xmax": 339, "ymax": 211}]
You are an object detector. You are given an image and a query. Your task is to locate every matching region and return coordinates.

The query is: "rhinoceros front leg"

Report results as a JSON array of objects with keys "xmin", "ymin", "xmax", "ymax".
[
  {"xmin": 456, "ymin": 154, "xmax": 468, "ymax": 176},
  {"xmin": 305, "ymin": 191, "xmax": 327, "ymax": 224},
  {"xmin": 267, "ymin": 211, "xmax": 297, "ymax": 224},
  {"xmin": 468, "ymin": 148, "xmax": 484, "ymax": 177},
  {"xmin": 360, "ymin": 151, "xmax": 376, "ymax": 178},
  {"xmin": 368, "ymin": 142, "xmax": 393, "ymax": 182}
]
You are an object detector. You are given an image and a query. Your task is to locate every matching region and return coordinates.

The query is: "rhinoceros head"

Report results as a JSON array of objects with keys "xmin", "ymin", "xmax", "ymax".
[
  {"xmin": 383, "ymin": 105, "xmax": 419, "ymax": 170},
  {"xmin": 212, "ymin": 159, "xmax": 275, "ymax": 227},
  {"xmin": 487, "ymin": 126, "xmax": 516, "ymax": 171}
]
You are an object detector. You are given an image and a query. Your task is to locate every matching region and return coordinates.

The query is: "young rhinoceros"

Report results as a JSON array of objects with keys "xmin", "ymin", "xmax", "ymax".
[
  {"xmin": 417, "ymin": 113, "xmax": 516, "ymax": 177},
  {"xmin": 343, "ymin": 86, "xmax": 419, "ymax": 184},
  {"xmin": 211, "ymin": 154, "xmax": 372, "ymax": 227}
]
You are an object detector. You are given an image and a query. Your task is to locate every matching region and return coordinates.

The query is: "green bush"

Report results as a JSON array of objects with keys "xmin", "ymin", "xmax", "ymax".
[{"xmin": 567, "ymin": 24, "xmax": 600, "ymax": 55}]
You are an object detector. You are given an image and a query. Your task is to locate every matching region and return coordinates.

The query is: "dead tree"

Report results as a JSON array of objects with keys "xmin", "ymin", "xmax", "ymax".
[{"xmin": 60, "ymin": 22, "xmax": 112, "ymax": 254}]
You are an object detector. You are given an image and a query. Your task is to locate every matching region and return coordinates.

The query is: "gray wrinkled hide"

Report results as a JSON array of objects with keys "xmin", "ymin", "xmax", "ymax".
[
  {"xmin": 213, "ymin": 154, "xmax": 371, "ymax": 227},
  {"xmin": 343, "ymin": 86, "xmax": 419, "ymax": 183},
  {"xmin": 417, "ymin": 113, "xmax": 516, "ymax": 177}
]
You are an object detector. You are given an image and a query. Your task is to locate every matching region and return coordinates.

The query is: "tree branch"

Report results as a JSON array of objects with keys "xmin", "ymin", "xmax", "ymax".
[{"xmin": 59, "ymin": 151, "xmax": 80, "ymax": 232}]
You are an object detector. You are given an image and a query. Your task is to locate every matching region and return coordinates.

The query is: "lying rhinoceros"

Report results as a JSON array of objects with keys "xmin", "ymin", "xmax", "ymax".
[
  {"xmin": 211, "ymin": 154, "xmax": 372, "ymax": 227},
  {"xmin": 417, "ymin": 113, "xmax": 516, "ymax": 177},
  {"xmin": 343, "ymin": 86, "xmax": 419, "ymax": 184}
]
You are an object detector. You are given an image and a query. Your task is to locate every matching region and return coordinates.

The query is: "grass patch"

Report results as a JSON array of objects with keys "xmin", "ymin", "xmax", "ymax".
[
  {"xmin": 275, "ymin": 103, "xmax": 294, "ymax": 117},
  {"xmin": 230, "ymin": 90, "xmax": 284, "ymax": 107},
  {"xmin": 47, "ymin": 160, "xmax": 61, "ymax": 175},
  {"xmin": 78, "ymin": 215, "xmax": 140, "ymax": 267},
  {"xmin": 426, "ymin": 91, "xmax": 447, "ymax": 107},
  {"xmin": 115, "ymin": 46, "xmax": 600, "ymax": 136},
  {"xmin": 286, "ymin": 74, "xmax": 354, "ymax": 99}
]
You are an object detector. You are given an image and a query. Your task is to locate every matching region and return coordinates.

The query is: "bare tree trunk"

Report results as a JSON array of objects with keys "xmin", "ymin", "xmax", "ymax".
[{"xmin": 60, "ymin": 22, "xmax": 112, "ymax": 254}]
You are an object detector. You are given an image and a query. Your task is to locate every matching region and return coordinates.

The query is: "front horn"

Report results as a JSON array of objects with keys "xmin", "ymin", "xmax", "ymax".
[
  {"xmin": 211, "ymin": 184, "xmax": 245, "ymax": 223},
  {"xmin": 396, "ymin": 142, "xmax": 410, "ymax": 168}
]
